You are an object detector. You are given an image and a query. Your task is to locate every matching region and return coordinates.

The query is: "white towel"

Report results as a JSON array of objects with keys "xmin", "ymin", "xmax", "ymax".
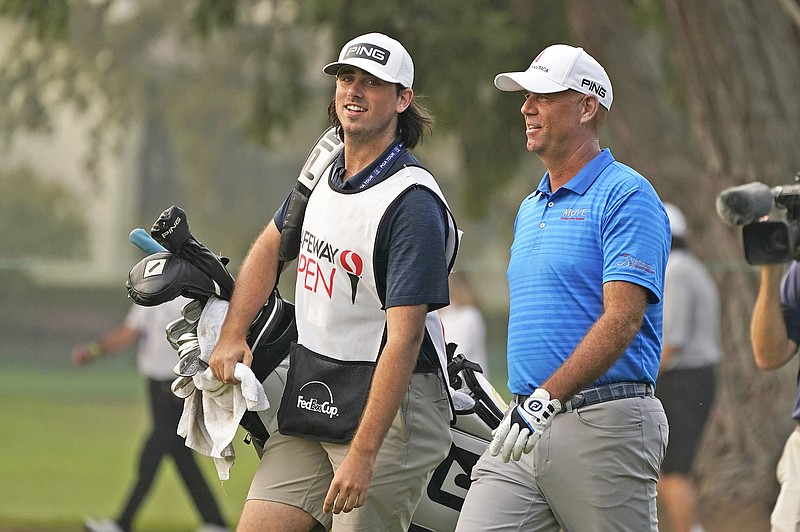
[{"xmin": 176, "ymin": 296, "xmax": 269, "ymax": 480}]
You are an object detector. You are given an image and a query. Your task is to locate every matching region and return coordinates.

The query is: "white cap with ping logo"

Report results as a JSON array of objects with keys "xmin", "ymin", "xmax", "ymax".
[
  {"xmin": 494, "ymin": 44, "xmax": 613, "ymax": 110},
  {"xmin": 323, "ymin": 32, "xmax": 414, "ymax": 89}
]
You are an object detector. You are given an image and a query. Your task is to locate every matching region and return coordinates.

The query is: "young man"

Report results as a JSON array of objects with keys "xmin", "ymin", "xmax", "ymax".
[
  {"xmin": 456, "ymin": 44, "xmax": 670, "ymax": 531},
  {"xmin": 209, "ymin": 33, "xmax": 458, "ymax": 531}
]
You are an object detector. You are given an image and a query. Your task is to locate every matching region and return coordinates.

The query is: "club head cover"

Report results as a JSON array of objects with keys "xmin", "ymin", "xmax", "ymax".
[
  {"xmin": 176, "ymin": 237, "xmax": 235, "ymax": 299},
  {"xmin": 126, "ymin": 252, "xmax": 222, "ymax": 306},
  {"xmin": 151, "ymin": 205, "xmax": 192, "ymax": 253},
  {"xmin": 149, "ymin": 205, "xmax": 235, "ymax": 299}
]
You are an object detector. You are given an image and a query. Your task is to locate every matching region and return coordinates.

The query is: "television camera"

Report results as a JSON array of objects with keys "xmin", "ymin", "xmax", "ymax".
[{"xmin": 716, "ymin": 173, "xmax": 800, "ymax": 264}]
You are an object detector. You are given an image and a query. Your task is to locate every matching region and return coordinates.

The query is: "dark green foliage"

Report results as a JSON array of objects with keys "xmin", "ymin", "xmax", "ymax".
[
  {"xmin": 0, "ymin": 0, "xmax": 70, "ymax": 40},
  {"xmin": 0, "ymin": 0, "xmax": 572, "ymax": 221},
  {"xmin": 191, "ymin": 0, "xmax": 238, "ymax": 38}
]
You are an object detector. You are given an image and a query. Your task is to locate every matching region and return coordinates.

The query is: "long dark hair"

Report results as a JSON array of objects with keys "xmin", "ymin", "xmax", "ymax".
[{"xmin": 326, "ymin": 86, "xmax": 434, "ymax": 149}]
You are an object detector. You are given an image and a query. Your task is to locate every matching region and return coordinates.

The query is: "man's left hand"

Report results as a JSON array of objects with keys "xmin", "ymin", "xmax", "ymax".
[
  {"xmin": 489, "ymin": 388, "xmax": 561, "ymax": 462},
  {"xmin": 323, "ymin": 448, "xmax": 374, "ymax": 514}
]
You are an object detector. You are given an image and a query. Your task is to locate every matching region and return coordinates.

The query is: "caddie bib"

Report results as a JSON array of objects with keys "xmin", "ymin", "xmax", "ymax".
[{"xmin": 277, "ymin": 164, "xmax": 457, "ymax": 443}]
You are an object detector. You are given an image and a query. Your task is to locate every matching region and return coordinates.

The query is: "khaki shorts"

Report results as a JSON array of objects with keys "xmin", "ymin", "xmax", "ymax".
[{"xmin": 247, "ymin": 371, "xmax": 452, "ymax": 531}]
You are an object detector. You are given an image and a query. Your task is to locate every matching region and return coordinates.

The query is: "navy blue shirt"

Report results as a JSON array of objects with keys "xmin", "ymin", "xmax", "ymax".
[
  {"xmin": 274, "ymin": 139, "xmax": 451, "ymax": 312},
  {"xmin": 779, "ymin": 261, "xmax": 800, "ymax": 420}
]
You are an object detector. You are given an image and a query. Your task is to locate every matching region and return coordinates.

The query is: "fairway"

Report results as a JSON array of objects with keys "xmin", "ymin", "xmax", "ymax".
[
  {"xmin": 0, "ymin": 355, "xmax": 260, "ymax": 531},
  {"xmin": 0, "ymin": 278, "xmax": 509, "ymax": 531}
]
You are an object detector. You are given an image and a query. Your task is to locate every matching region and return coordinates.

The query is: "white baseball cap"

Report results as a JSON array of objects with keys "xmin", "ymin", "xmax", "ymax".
[
  {"xmin": 323, "ymin": 32, "xmax": 414, "ymax": 88},
  {"xmin": 664, "ymin": 202, "xmax": 687, "ymax": 238},
  {"xmin": 494, "ymin": 44, "xmax": 613, "ymax": 110}
]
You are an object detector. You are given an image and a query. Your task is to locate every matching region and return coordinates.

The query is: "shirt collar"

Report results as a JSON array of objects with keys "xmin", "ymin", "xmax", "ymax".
[
  {"xmin": 330, "ymin": 138, "xmax": 406, "ymax": 190},
  {"xmin": 535, "ymin": 148, "xmax": 615, "ymax": 197}
]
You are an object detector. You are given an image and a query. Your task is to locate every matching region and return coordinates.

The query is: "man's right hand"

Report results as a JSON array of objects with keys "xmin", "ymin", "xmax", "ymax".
[{"xmin": 209, "ymin": 337, "xmax": 253, "ymax": 383}]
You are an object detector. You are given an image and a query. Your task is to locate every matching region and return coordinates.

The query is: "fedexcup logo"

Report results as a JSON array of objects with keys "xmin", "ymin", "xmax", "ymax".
[
  {"xmin": 297, "ymin": 380, "xmax": 339, "ymax": 418},
  {"xmin": 343, "ymin": 42, "xmax": 390, "ymax": 65}
]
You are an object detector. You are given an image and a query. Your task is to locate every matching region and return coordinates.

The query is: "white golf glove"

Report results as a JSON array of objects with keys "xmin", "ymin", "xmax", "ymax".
[{"xmin": 489, "ymin": 388, "xmax": 561, "ymax": 463}]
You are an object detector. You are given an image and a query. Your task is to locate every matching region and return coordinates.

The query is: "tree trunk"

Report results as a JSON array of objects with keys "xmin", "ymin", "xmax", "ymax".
[{"xmin": 568, "ymin": 0, "xmax": 800, "ymax": 518}]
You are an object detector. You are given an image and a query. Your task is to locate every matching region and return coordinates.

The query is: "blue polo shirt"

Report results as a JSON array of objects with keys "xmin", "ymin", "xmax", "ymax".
[
  {"xmin": 506, "ymin": 149, "xmax": 670, "ymax": 396},
  {"xmin": 779, "ymin": 261, "xmax": 800, "ymax": 421}
]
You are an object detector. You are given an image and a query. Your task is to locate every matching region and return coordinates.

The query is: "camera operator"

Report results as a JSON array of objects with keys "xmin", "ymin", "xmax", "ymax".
[{"xmin": 750, "ymin": 253, "xmax": 800, "ymax": 532}]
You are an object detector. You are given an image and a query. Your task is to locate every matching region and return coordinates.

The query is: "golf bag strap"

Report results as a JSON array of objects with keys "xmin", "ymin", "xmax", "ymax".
[{"xmin": 278, "ymin": 127, "xmax": 344, "ymax": 264}]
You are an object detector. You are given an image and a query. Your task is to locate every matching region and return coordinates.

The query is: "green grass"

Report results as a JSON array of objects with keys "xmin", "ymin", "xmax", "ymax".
[
  {"xmin": 0, "ymin": 279, "xmax": 511, "ymax": 531},
  {"xmin": 0, "ymin": 357, "xmax": 260, "ymax": 531},
  {"xmin": 0, "ymin": 352, "xmax": 509, "ymax": 532}
]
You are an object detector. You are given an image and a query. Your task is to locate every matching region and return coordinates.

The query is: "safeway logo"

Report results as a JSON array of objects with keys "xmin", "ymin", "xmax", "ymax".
[{"xmin": 340, "ymin": 250, "xmax": 364, "ymax": 304}]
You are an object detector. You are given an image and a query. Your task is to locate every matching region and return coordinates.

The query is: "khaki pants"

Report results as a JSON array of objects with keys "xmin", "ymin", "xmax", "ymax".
[
  {"xmin": 456, "ymin": 395, "xmax": 668, "ymax": 532},
  {"xmin": 772, "ymin": 426, "xmax": 800, "ymax": 532},
  {"xmin": 247, "ymin": 371, "xmax": 451, "ymax": 531}
]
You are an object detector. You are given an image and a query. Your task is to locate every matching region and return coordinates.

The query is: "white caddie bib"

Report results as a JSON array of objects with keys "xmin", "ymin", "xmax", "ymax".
[{"xmin": 277, "ymin": 164, "xmax": 458, "ymax": 443}]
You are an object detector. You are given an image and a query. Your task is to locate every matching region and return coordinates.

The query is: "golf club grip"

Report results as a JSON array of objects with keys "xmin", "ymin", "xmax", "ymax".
[{"xmin": 130, "ymin": 228, "xmax": 168, "ymax": 254}]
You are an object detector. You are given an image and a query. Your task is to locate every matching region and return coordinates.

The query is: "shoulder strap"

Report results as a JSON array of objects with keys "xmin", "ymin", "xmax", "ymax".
[{"xmin": 278, "ymin": 127, "xmax": 344, "ymax": 264}]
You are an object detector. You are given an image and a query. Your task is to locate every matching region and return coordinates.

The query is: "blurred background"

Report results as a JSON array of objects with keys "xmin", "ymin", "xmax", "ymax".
[{"xmin": 1, "ymin": 0, "xmax": 799, "ymax": 530}]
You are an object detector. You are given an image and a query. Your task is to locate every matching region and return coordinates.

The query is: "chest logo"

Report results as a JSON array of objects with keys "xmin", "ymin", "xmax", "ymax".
[{"xmin": 340, "ymin": 250, "xmax": 364, "ymax": 304}]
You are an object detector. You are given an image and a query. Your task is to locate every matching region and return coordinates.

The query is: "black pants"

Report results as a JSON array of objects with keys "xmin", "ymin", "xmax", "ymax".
[
  {"xmin": 656, "ymin": 365, "xmax": 717, "ymax": 475},
  {"xmin": 116, "ymin": 378, "xmax": 226, "ymax": 530}
]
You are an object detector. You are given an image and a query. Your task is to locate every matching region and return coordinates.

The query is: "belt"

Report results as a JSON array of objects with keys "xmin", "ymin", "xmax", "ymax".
[{"xmin": 514, "ymin": 382, "xmax": 654, "ymax": 413}]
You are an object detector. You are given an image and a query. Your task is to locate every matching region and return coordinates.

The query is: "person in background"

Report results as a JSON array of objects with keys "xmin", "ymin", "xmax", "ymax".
[
  {"xmin": 656, "ymin": 203, "xmax": 721, "ymax": 532},
  {"xmin": 750, "ymin": 241, "xmax": 800, "ymax": 531},
  {"xmin": 73, "ymin": 297, "xmax": 228, "ymax": 532},
  {"xmin": 456, "ymin": 43, "xmax": 670, "ymax": 531},
  {"xmin": 440, "ymin": 271, "xmax": 490, "ymax": 377}
]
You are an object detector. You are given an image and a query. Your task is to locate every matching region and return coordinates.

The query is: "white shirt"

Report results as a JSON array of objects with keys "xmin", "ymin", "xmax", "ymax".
[
  {"xmin": 124, "ymin": 297, "xmax": 189, "ymax": 380},
  {"xmin": 440, "ymin": 304, "xmax": 489, "ymax": 376}
]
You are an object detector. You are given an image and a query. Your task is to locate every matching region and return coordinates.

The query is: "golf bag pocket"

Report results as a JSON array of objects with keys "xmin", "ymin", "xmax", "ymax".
[{"xmin": 278, "ymin": 342, "xmax": 375, "ymax": 444}]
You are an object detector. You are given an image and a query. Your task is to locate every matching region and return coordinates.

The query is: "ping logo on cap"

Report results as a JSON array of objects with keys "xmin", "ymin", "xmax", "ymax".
[
  {"xmin": 343, "ymin": 43, "xmax": 390, "ymax": 66},
  {"xmin": 580, "ymin": 78, "xmax": 607, "ymax": 98}
]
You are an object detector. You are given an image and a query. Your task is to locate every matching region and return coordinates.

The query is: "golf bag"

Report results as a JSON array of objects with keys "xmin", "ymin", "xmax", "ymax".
[{"xmin": 126, "ymin": 206, "xmax": 508, "ymax": 532}]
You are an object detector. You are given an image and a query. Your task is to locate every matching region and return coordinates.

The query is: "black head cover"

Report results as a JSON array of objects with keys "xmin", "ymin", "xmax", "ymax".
[
  {"xmin": 126, "ymin": 252, "xmax": 223, "ymax": 306},
  {"xmin": 151, "ymin": 205, "xmax": 192, "ymax": 252},
  {"xmin": 150, "ymin": 206, "xmax": 235, "ymax": 299},
  {"xmin": 247, "ymin": 289, "xmax": 297, "ymax": 381}
]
